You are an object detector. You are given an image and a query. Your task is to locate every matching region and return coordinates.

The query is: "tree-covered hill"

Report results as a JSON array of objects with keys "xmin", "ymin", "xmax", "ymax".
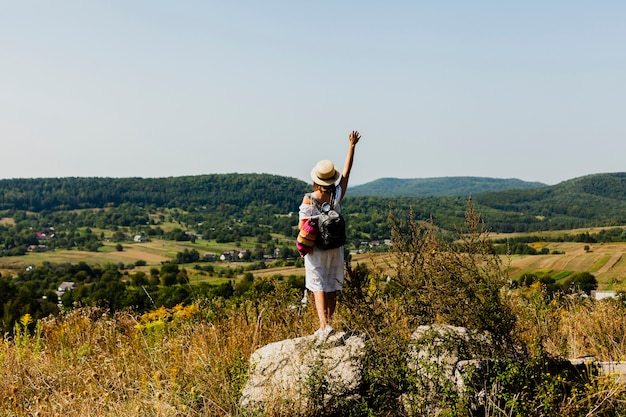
[
  {"xmin": 0, "ymin": 174, "xmax": 309, "ymax": 212},
  {"xmin": 0, "ymin": 172, "xmax": 625, "ymax": 234},
  {"xmin": 349, "ymin": 176, "xmax": 546, "ymax": 197},
  {"xmin": 343, "ymin": 172, "xmax": 626, "ymax": 233},
  {"xmin": 472, "ymin": 172, "xmax": 626, "ymax": 232}
]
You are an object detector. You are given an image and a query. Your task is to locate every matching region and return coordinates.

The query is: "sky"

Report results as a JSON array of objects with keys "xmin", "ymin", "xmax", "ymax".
[{"xmin": 1, "ymin": 1, "xmax": 625, "ymax": 186}]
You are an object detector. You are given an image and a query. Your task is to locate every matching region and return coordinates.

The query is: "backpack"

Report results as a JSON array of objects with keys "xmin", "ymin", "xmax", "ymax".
[{"xmin": 308, "ymin": 193, "xmax": 346, "ymax": 250}]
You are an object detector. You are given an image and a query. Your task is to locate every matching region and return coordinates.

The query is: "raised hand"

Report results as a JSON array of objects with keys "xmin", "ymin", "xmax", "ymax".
[{"xmin": 348, "ymin": 130, "xmax": 361, "ymax": 146}]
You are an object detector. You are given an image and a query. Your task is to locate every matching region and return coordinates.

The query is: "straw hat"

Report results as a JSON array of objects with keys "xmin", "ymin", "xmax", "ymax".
[{"xmin": 310, "ymin": 160, "xmax": 340, "ymax": 186}]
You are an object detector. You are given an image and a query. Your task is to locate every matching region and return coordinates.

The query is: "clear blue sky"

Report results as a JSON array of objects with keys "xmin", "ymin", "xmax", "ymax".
[{"xmin": 1, "ymin": 1, "xmax": 624, "ymax": 186}]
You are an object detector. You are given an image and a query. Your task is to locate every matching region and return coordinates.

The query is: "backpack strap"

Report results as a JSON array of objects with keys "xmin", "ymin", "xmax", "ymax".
[
  {"xmin": 307, "ymin": 193, "xmax": 321, "ymax": 212},
  {"xmin": 307, "ymin": 192, "xmax": 336, "ymax": 212},
  {"xmin": 308, "ymin": 193, "xmax": 330, "ymax": 213}
]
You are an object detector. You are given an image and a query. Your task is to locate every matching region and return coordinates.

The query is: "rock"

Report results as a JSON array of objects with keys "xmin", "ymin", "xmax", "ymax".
[
  {"xmin": 404, "ymin": 324, "xmax": 493, "ymax": 416},
  {"xmin": 239, "ymin": 331, "xmax": 367, "ymax": 414}
]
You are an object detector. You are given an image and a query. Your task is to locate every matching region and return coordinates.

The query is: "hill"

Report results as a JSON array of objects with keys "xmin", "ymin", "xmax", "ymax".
[
  {"xmin": 0, "ymin": 172, "xmax": 625, "ymax": 234},
  {"xmin": 473, "ymin": 172, "xmax": 626, "ymax": 232},
  {"xmin": 0, "ymin": 174, "xmax": 309, "ymax": 212},
  {"xmin": 350, "ymin": 176, "xmax": 546, "ymax": 197}
]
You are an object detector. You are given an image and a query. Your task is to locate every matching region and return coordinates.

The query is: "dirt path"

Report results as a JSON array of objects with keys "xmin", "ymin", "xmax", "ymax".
[{"xmin": 597, "ymin": 252, "xmax": 623, "ymax": 274}]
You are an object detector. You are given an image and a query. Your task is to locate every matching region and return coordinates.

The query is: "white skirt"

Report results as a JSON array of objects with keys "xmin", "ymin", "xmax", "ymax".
[{"xmin": 304, "ymin": 246, "xmax": 344, "ymax": 292}]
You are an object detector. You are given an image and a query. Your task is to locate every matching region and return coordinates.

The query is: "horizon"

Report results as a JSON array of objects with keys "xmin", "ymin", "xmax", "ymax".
[{"xmin": 3, "ymin": 170, "xmax": 623, "ymax": 188}]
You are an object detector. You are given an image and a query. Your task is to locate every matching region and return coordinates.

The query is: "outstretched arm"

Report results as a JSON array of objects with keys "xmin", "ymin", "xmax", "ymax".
[{"xmin": 338, "ymin": 130, "xmax": 361, "ymax": 202}]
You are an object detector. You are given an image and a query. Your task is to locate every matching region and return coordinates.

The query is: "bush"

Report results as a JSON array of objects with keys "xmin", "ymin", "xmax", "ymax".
[{"xmin": 386, "ymin": 199, "xmax": 517, "ymax": 352}]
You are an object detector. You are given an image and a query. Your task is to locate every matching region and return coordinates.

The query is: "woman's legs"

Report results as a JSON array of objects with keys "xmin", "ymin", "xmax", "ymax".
[
  {"xmin": 313, "ymin": 290, "xmax": 337, "ymax": 330},
  {"xmin": 313, "ymin": 291, "xmax": 328, "ymax": 330},
  {"xmin": 325, "ymin": 291, "xmax": 337, "ymax": 323}
]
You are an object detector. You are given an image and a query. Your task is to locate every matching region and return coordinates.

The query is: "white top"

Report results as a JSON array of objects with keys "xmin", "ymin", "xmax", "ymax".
[
  {"xmin": 298, "ymin": 185, "xmax": 345, "ymax": 292},
  {"xmin": 298, "ymin": 186, "xmax": 343, "ymax": 220}
]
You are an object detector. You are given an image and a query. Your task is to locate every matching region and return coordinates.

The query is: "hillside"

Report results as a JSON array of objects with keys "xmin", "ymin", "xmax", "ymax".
[
  {"xmin": 473, "ymin": 172, "xmax": 626, "ymax": 231},
  {"xmin": 350, "ymin": 176, "xmax": 546, "ymax": 197},
  {"xmin": 0, "ymin": 174, "xmax": 309, "ymax": 212},
  {"xmin": 0, "ymin": 172, "xmax": 625, "ymax": 234}
]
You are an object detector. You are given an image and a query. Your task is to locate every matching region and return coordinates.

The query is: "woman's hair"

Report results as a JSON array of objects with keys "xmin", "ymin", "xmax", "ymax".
[{"xmin": 313, "ymin": 183, "xmax": 336, "ymax": 194}]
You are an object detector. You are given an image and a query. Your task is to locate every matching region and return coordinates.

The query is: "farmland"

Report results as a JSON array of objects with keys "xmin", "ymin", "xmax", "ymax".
[{"xmin": 3, "ymin": 232, "xmax": 625, "ymax": 292}]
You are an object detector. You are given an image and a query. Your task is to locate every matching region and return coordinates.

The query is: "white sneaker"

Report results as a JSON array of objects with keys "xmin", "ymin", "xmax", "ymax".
[{"xmin": 317, "ymin": 325, "xmax": 334, "ymax": 342}]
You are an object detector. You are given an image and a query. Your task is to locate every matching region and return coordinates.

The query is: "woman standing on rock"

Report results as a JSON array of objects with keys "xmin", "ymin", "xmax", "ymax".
[{"xmin": 298, "ymin": 130, "xmax": 361, "ymax": 342}]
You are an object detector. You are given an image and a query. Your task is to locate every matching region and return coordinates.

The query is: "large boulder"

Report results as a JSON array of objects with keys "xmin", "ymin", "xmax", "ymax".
[{"xmin": 240, "ymin": 331, "xmax": 367, "ymax": 414}]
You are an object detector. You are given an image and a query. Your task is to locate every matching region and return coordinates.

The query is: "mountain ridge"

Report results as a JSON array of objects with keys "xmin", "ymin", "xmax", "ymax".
[
  {"xmin": 350, "ymin": 176, "xmax": 547, "ymax": 197},
  {"xmin": 0, "ymin": 172, "xmax": 625, "ymax": 233}
]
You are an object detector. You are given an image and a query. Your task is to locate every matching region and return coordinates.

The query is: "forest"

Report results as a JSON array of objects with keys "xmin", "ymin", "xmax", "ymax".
[{"xmin": 1, "ymin": 172, "xmax": 626, "ymax": 333}]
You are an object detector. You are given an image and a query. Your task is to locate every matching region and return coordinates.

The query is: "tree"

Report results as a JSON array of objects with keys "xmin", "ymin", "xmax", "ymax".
[
  {"xmin": 175, "ymin": 248, "xmax": 200, "ymax": 264},
  {"xmin": 160, "ymin": 263, "xmax": 180, "ymax": 286},
  {"xmin": 235, "ymin": 272, "xmax": 254, "ymax": 295},
  {"xmin": 131, "ymin": 271, "xmax": 148, "ymax": 286},
  {"xmin": 563, "ymin": 272, "xmax": 597, "ymax": 295}
]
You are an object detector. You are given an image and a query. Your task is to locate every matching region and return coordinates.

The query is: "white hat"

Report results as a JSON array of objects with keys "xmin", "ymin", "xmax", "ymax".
[{"xmin": 310, "ymin": 160, "xmax": 340, "ymax": 186}]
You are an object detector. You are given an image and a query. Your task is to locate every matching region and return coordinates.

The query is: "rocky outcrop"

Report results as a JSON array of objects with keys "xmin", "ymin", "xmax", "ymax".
[
  {"xmin": 239, "ymin": 331, "xmax": 366, "ymax": 414},
  {"xmin": 239, "ymin": 325, "xmax": 614, "ymax": 415}
]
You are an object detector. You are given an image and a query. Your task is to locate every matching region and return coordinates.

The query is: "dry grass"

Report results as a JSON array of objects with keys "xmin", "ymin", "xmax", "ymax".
[
  {"xmin": 0, "ymin": 217, "xmax": 16, "ymax": 226},
  {"xmin": 4, "ymin": 217, "xmax": 626, "ymax": 415},
  {"xmin": 3, "ymin": 295, "xmax": 626, "ymax": 417},
  {"xmin": 510, "ymin": 288, "xmax": 626, "ymax": 361},
  {"xmin": 4, "ymin": 271, "xmax": 626, "ymax": 415},
  {"xmin": 0, "ymin": 287, "xmax": 317, "ymax": 417}
]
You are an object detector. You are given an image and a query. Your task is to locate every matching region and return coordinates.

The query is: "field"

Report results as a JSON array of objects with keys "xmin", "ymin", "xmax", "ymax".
[
  {"xmin": 506, "ymin": 241, "xmax": 626, "ymax": 290},
  {"xmin": 2, "ymin": 234, "xmax": 626, "ymax": 291}
]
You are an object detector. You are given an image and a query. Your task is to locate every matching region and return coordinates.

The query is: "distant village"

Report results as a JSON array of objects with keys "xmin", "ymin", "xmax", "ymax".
[{"xmin": 27, "ymin": 226, "xmax": 392, "ymax": 260}]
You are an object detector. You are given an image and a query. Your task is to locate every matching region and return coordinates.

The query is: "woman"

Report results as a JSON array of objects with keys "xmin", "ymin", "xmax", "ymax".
[{"xmin": 298, "ymin": 130, "xmax": 361, "ymax": 341}]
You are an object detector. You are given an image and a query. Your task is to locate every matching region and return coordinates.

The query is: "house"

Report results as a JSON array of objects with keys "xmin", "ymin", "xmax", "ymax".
[
  {"xmin": 220, "ymin": 251, "xmax": 235, "ymax": 261},
  {"xmin": 56, "ymin": 281, "xmax": 77, "ymax": 300},
  {"xmin": 58, "ymin": 282, "xmax": 77, "ymax": 293},
  {"xmin": 592, "ymin": 290, "xmax": 617, "ymax": 300},
  {"xmin": 36, "ymin": 231, "xmax": 54, "ymax": 240},
  {"xmin": 134, "ymin": 235, "xmax": 147, "ymax": 242},
  {"xmin": 203, "ymin": 253, "xmax": 217, "ymax": 262}
]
